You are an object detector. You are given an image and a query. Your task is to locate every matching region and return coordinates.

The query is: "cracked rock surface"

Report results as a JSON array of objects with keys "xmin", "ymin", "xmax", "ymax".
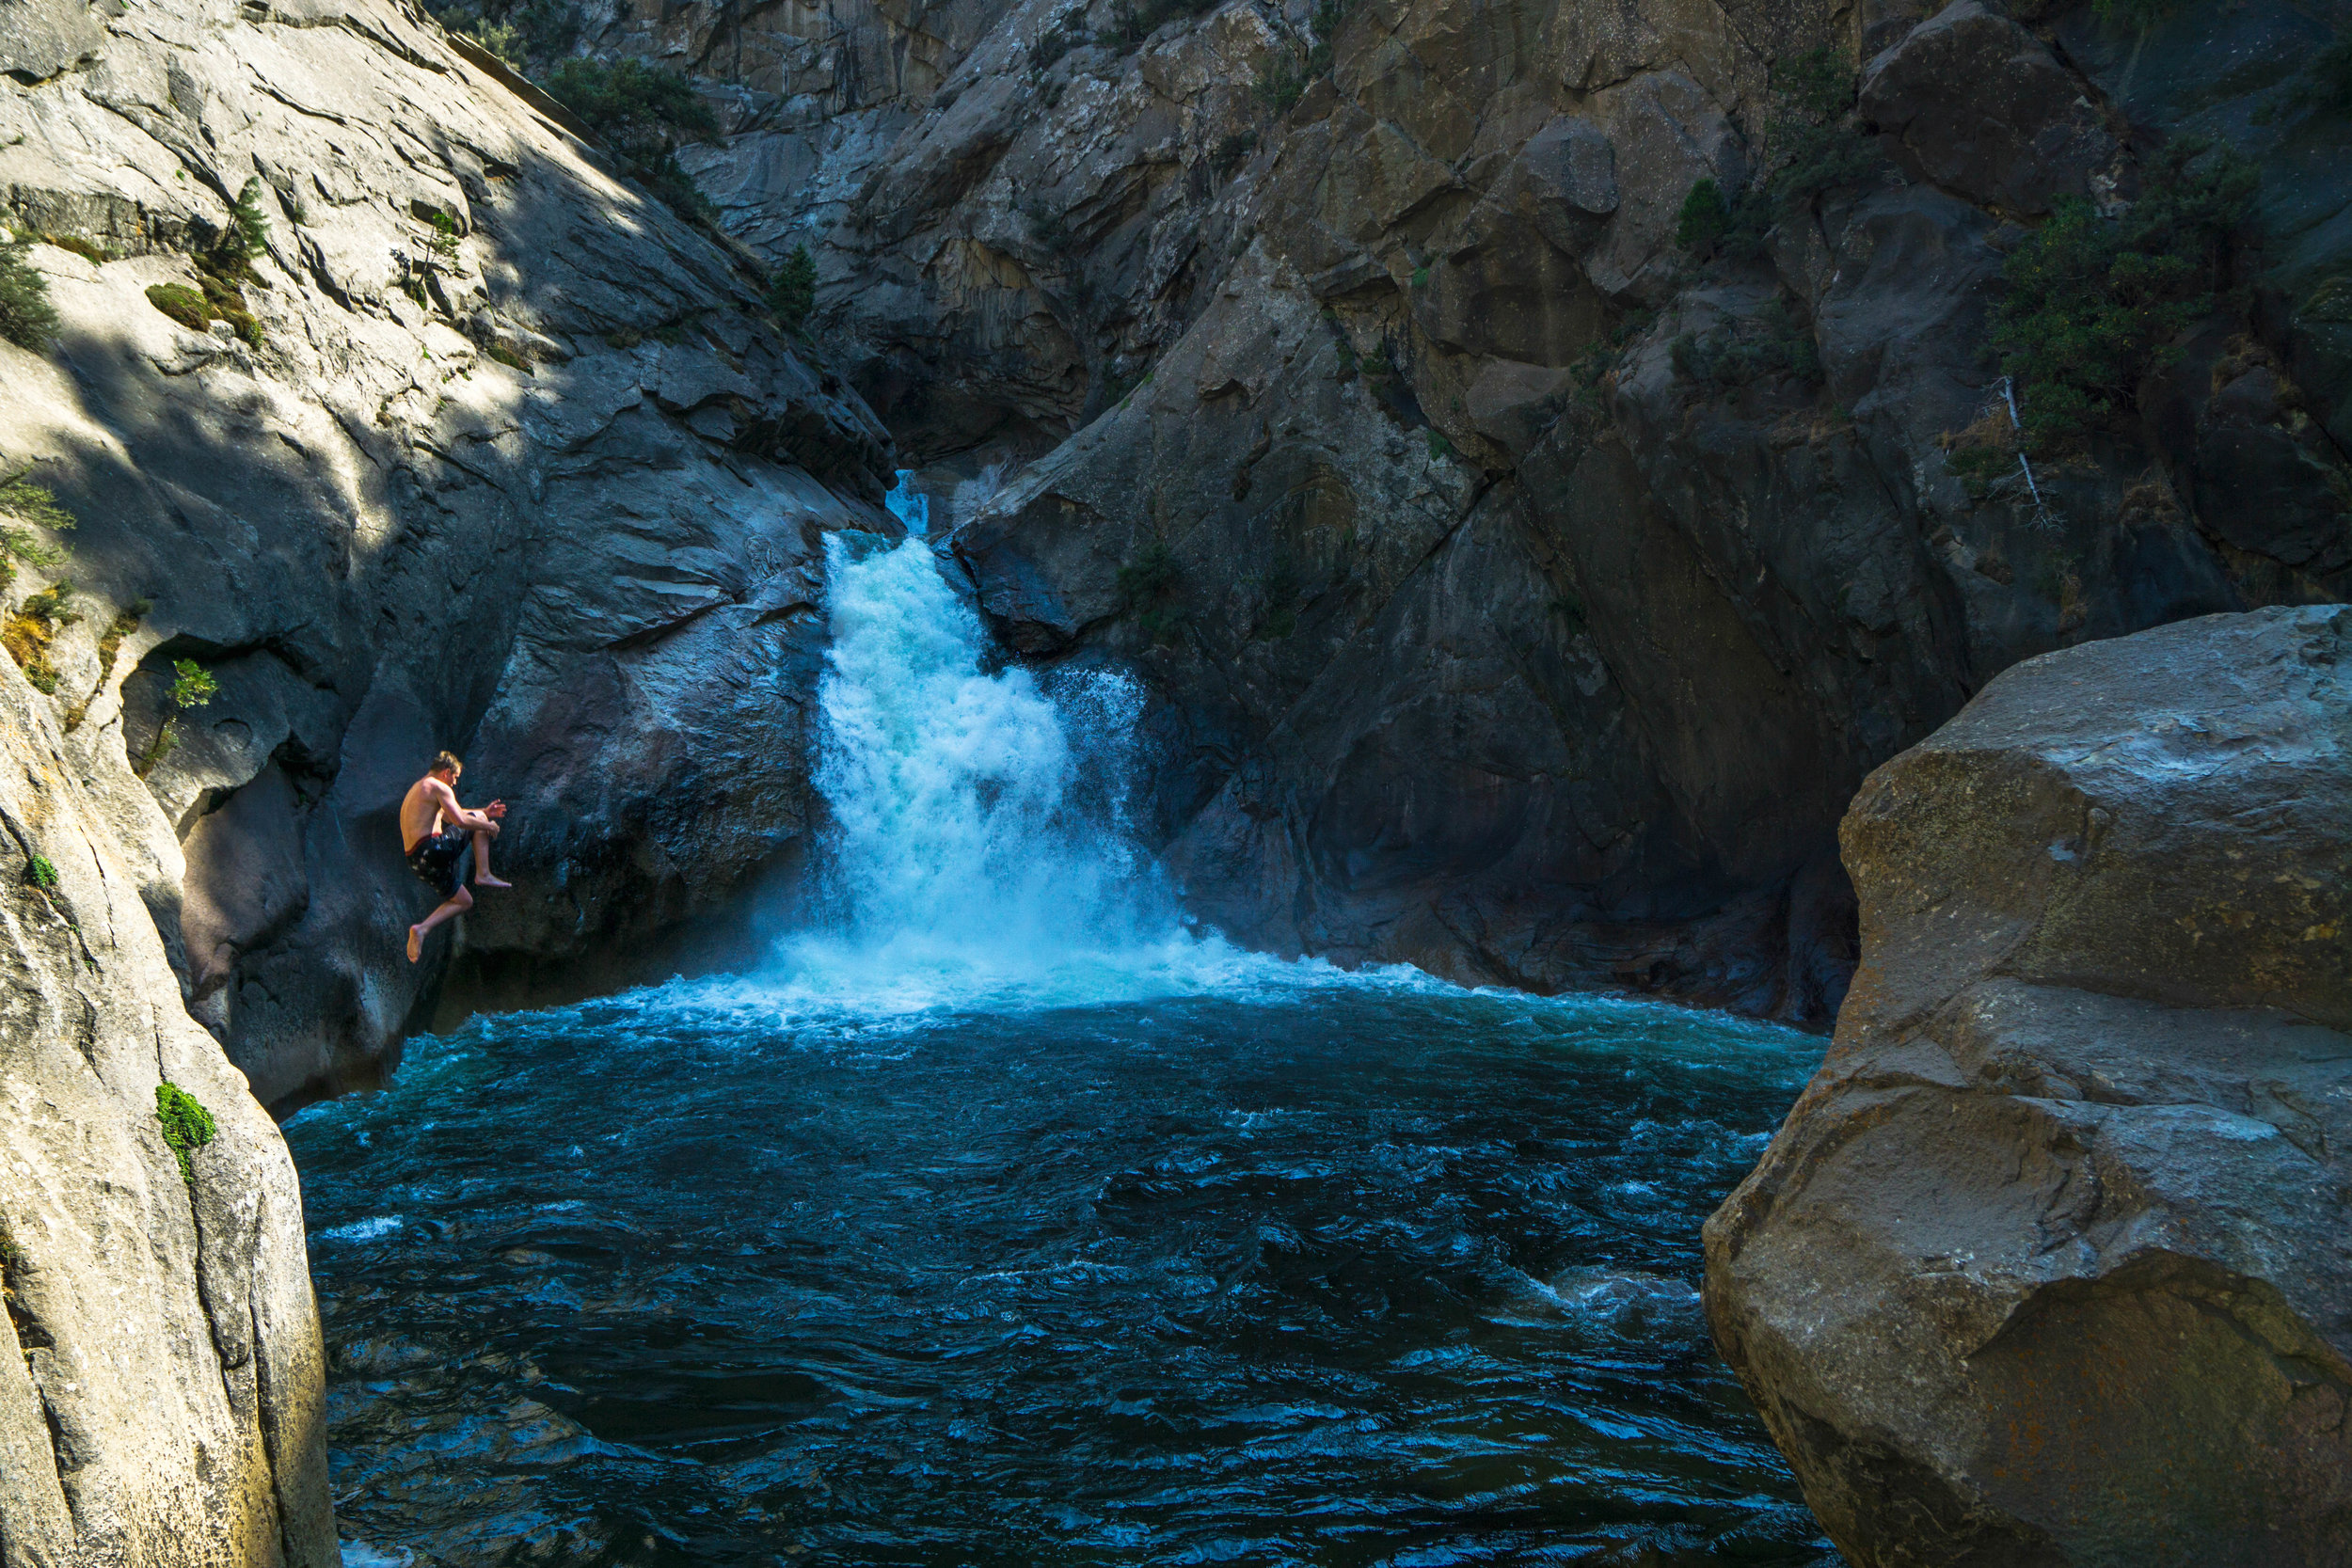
[{"xmin": 0, "ymin": 663, "xmax": 335, "ymax": 1566}]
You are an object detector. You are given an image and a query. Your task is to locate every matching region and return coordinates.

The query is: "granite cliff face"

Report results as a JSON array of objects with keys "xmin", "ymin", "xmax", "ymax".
[
  {"xmin": 0, "ymin": 662, "xmax": 334, "ymax": 1563},
  {"xmin": 1, "ymin": 0, "xmax": 896, "ymax": 1113},
  {"xmin": 1705, "ymin": 604, "xmax": 2352, "ymax": 1565},
  {"xmin": 504, "ymin": 0, "xmax": 2352, "ymax": 1021}
]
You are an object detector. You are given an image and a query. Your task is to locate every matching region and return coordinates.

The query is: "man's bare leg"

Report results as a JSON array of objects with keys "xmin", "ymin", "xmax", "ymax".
[
  {"xmin": 407, "ymin": 886, "xmax": 473, "ymax": 962},
  {"xmin": 472, "ymin": 825, "xmax": 512, "ymax": 890}
]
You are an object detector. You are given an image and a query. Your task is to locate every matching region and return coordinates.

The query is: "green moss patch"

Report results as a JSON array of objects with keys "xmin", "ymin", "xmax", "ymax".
[
  {"xmin": 144, "ymin": 274, "xmax": 263, "ymax": 346},
  {"xmin": 155, "ymin": 1082, "xmax": 216, "ymax": 1187},
  {"xmin": 145, "ymin": 281, "xmax": 210, "ymax": 331},
  {"xmin": 3, "ymin": 580, "xmax": 78, "ymax": 695}
]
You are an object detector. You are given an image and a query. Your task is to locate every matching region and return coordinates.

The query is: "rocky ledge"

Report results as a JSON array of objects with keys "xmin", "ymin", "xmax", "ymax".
[{"xmin": 1705, "ymin": 604, "xmax": 2351, "ymax": 1564}]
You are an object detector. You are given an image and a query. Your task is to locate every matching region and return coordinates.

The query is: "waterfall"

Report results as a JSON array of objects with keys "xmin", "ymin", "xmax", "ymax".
[
  {"xmin": 757, "ymin": 474, "xmax": 1318, "ymax": 1013},
  {"xmin": 806, "ymin": 528, "xmax": 1157, "ymax": 947}
]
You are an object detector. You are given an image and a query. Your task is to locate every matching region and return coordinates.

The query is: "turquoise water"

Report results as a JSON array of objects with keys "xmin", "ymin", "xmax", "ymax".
[
  {"xmin": 292, "ymin": 974, "xmax": 1834, "ymax": 1567},
  {"xmin": 296, "ymin": 518, "xmax": 1836, "ymax": 1565}
]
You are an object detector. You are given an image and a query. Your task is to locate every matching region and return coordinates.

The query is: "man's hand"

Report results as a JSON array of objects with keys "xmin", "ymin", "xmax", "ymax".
[{"xmin": 485, "ymin": 800, "xmax": 508, "ymax": 820}]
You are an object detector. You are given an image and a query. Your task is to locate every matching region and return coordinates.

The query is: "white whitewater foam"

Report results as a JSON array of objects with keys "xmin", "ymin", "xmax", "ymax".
[
  {"xmin": 339, "ymin": 1544, "xmax": 414, "ymax": 1568},
  {"xmin": 740, "ymin": 478, "xmax": 1447, "ymax": 1017},
  {"xmin": 757, "ymin": 524, "xmax": 1371, "ymax": 1015}
]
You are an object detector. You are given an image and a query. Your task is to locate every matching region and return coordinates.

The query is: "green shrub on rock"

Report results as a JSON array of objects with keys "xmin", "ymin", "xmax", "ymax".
[
  {"xmin": 548, "ymin": 56, "xmax": 715, "ymax": 155},
  {"xmin": 1253, "ymin": 53, "xmax": 1305, "ymax": 114},
  {"xmin": 1674, "ymin": 297, "xmax": 1821, "ymax": 390},
  {"xmin": 767, "ymin": 244, "xmax": 817, "ymax": 331},
  {"xmin": 1676, "ymin": 179, "xmax": 1732, "ymax": 256},
  {"xmin": 463, "ymin": 16, "xmax": 523, "ymax": 65},
  {"xmin": 0, "ymin": 230, "xmax": 61, "ymax": 353},
  {"xmin": 546, "ymin": 58, "xmax": 722, "ymax": 224},
  {"xmin": 1994, "ymin": 136, "xmax": 2257, "ymax": 450},
  {"xmin": 0, "ymin": 468, "xmax": 74, "ymax": 542},
  {"xmin": 135, "ymin": 657, "xmax": 217, "ymax": 775},
  {"xmin": 1674, "ymin": 48, "xmax": 1879, "ymax": 267}
]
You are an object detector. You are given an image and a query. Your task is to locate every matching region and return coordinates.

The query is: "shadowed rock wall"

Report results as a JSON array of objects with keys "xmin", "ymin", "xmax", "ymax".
[{"xmin": 519, "ymin": 0, "xmax": 2352, "ymax": 1021}]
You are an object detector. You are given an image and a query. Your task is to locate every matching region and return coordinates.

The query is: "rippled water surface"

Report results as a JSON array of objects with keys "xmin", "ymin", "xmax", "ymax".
[{"xmin": 290, "ymin": 976, "xmax": 1836, "ymax": 1567}]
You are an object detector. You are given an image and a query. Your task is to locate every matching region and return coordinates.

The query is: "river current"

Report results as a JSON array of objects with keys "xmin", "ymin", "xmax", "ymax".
[{"xmin": 293, "ymin": 488, "xmax": 1837, "ymax": 1567}]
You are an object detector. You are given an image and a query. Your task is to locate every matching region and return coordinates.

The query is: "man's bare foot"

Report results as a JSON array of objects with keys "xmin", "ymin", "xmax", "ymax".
[
  {"xmin": 476, "ymin": 875, "xmax": 514, "ymax": 890},
  {"xmin": 406, "ymin": 925, "xmax": 422, "ymax": 963}
]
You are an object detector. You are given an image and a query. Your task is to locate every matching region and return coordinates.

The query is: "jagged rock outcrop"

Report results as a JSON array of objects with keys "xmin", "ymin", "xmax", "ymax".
[
  {"xmin": 1704, "ymin": 604, "xmax": 2352, "ymax": 1566},
  {"xmin": 925, "ymin": 0, "xmax": 2348, "ymax": 1017},
  {"xmin": 0, "ymin": 666, "xmax": 336, "ymax": 1565},
  {"xmin": 1, "ymin": 0, "xmax": 896, "ymax": 1112},
  {"xmin": 497, "ymin": 0, "xmax": 2352, "ymax": 1020}
]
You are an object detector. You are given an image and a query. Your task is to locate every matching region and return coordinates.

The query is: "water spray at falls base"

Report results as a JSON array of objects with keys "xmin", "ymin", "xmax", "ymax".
[{"xmin": 761, "ymin": 524, "xmax": 1292, "ymax": 1013}]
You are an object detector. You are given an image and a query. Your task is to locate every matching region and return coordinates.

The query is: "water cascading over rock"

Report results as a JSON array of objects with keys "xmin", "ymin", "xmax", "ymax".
[{"xmin": 767, "ymin": 483, "xmax": 1300, "ymax": 1008}]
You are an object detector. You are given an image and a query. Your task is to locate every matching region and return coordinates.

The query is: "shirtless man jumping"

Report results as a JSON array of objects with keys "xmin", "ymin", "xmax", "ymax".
[{"xmin": 399, "ymin": 750, "xmax": 512, "ymax": 962}]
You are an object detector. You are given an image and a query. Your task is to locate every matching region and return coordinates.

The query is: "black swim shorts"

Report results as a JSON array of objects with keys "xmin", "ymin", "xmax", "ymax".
[{"xmin": 405, "ymin": 828, "xmax": 472, "ymax": 898}]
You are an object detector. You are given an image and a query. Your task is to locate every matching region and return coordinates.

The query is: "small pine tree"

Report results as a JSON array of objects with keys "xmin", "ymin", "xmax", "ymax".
[
  {"xmin": 0, "ymin": 230, "xmax": 61, "ymax": 353},
  {"xmin": 137, "ymin": 657, "xmax": 218, "ymax": 773},
  {"xmin": 768, "ymin": 244, "xmax": 817, "ymax": 331},
  {"xmin": 425, "ymin": 210, "xmax": 462, "ymax": 264},
  {"xmin": 230, "ymin": 177, "xmax": 270, "ymax": 260}
]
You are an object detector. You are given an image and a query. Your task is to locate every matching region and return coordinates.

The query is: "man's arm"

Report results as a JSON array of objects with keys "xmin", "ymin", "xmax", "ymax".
[{"xmin": 427, "ymin": 777, "xmax": 497, "ymax": 832}]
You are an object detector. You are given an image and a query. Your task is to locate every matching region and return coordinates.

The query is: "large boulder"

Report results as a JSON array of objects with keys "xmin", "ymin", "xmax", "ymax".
[
  {"xmin": 1705, "ymin": 604, "xmax": 2352, "ymax": 1565},
  {"xmin": 1857, "ymin": 0, "xmax": 2119, "ymax": 216}
]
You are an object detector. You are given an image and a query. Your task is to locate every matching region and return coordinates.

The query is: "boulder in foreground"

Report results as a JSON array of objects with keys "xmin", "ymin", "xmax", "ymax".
[{"xmin": 1706, "ymin": 604, "xmax": 2352, "ymax": 1566}]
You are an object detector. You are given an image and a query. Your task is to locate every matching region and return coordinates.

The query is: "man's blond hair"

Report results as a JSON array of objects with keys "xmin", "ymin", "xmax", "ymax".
[{"xmin": 433, "ymin": 750, "xmax": 464, "ymax": 776}]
